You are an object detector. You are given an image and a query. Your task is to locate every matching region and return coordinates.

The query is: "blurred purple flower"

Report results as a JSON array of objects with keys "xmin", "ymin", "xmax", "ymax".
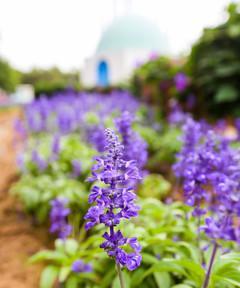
[
  {"xmin": 168, "ymin": 100, "xmax": 188, "ymax": 126},
  {"xmin": 32, "ymin": 150, "xmax": 47, "ymax": 172},
  {"xmin": 174, "ymin": 117, "xmax": 240, "ymax": 242},
  {"xmin": 49, "ymin": 134, "xmax": 61, "ymax": 162},
  {"xmin": 72, "ymin": 260, "xmax": 92, "ymax": 273},
  {"xmin": 86, "ymin": 125, "xmax": 106, "ymax": 152},
  {"xmin": 23, "ymin": 91, "xmax": 140, "ymax": 135},
  {"xmin": 115, "ymin": 111, "xmax": 148, "ymax": 170},
  {"xmin": 149, "ymin": 52, "xmax": 159, "ymax": 60},
  {"xmin": 14, "ymin": 119, "xmax": 27, "ymax": 138},
  {"xmin": 174, "ymin": 73, "xmax": 188, "ymax": 92},
  {"xmin": 50, "ymin": 198, "xmax": 72, "ymax": 240},
  {"xmin": 71, "ymin": 160, "xmax": 82, "ymax": 178}
]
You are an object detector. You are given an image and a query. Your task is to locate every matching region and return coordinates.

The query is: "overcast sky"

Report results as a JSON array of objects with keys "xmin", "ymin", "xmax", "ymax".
[{"xmin": 0, "ymin": 0, "xmax": 237, "ymax": 71}]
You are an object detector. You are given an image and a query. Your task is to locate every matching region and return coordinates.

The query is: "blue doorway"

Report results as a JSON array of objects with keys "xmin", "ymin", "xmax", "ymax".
[{"xmin": 97, "ymin": 60, "xmax": 109, "ymax": 87}]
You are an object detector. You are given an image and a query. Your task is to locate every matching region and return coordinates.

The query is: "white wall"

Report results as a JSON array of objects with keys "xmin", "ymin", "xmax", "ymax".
[{"xmin": 81, "ymin": 49, "xmax": 155, "ymax": 87}]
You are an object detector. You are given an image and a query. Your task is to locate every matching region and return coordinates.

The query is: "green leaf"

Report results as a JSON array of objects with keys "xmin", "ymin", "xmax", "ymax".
[
  {"xmin": 59, "ymin": 266, "xmax": 71, "ymax": 283},
  {"xmin": 30, "ymin": 250, "xmax": 67, "ymax": 264},
  {"xmin": 40, "ymin": 266, "xmax": 59, "ymax": 288},
  {"xmin": 177, "ymin": 242, "xmax": 200, "ymax": 263},
  {"xmin": 66, "ymin": 275, "xmax": 79, "ymax": 288},
  {"xmin": 173, "ymin": 259, "xmax": 204, "ymax": 285},
  {"xmin": 132, "ymin": 261, "xmax": 187, "ymax": 287},
  {"xmin": 213, "ymin": 275, "xmax": 240, "ymax": 287},
  {"xmin": 98, "ymin": 266, "xmax": 116, "ymax": 288},
  {"xmin": 171, "ymin": 285, "xmax": 193, "ymax": 288},
  {"xmin": 138, "ymin": 174, "xmax": 171, "ymax": 199},
  {"xmin": 221, "ymin": 252, "xmax": 240, "ymax": 262},
  {"xmin": 55, "ymin": 239, "xmax": 65, "ymax": 252},
  {"xmin": 142, "ymin": 253, "xmax": 159, "ymax": 265},
  {"xmin": 214, "ymin": 85, "xmax": 238, "ymax": 103},
  {"xmin": 228, "ymin": 24, "xmax": 240, "ymax": 37},
  {"xmin": 130, "ymin": 268, "xmax": 146, "ymax": 287},
  {"xmin": 153, "ymin": 272, "xmax": 171, "ymax": 288},
  {"xmin": 65, "ymin": 239, "xmax": 79, "ymax": 256}
]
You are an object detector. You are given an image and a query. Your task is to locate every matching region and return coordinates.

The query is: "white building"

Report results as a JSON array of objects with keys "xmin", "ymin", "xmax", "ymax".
[
  {"xmin": 81, "ymin": 14, "xmax": 169, "ymax": 87},
  {"xmin": 11, "ymin": 84, "xmax": 34, "ymax": 104}
]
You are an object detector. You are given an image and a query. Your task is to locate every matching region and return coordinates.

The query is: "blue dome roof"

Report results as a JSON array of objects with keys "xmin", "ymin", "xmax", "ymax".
[{"xmin": 96, "ymin": 15, "xmax": 169, "ymax": 54}]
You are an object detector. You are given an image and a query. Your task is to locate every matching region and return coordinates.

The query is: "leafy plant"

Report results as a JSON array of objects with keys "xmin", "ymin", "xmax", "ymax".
[
  {"xmin": 187, "ymin": 2, "xmax": 240, "ymax": 118},
  {"xmin": 20, "ymin": 134, "xmax": 96, "ymax": 178},
  {"xmin": 11, "ymin": 174, "xmax": 88, "ymax": 223},
  {"xmin": 21, "ymin": 67, "xmax": 81, "ymax": 96},
  {"xmin": 30, "ymin": 238, "xmax": 102, "ymax": 288},
  {"xmin": 138, "ymin": 174, "xmax": 171, "ymax": 199},
  {"xmin": 0, "ymin": 57, "xmax": 21, "ymax": 92},
  {"xmin": 136, "ymin": 125, "xmax": 181, "ymax": 174},
  {"xmin": 130, "ymin": 56, "xmax": 188, "ymax": 118}
]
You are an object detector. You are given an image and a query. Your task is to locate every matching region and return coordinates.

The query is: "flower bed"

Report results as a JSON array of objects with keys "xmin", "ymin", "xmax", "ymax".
[{"xmin": 10, "ymin": 90, "xmax": 240, "ymax": 288}]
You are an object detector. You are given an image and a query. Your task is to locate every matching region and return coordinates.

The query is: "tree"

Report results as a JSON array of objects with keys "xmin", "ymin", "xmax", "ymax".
[
  {"xmin": 0, "ymin": 58, "xmax": 21, "ymax": 93},
  {"xmin": 21, "ymin": 67, "xmax": 81, "ymax": 96}
]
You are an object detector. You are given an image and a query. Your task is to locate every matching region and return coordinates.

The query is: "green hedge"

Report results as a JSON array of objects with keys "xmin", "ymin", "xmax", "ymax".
[{"xmin": 187, "ymin": 3, "xmax": 240, "ymax": 118}]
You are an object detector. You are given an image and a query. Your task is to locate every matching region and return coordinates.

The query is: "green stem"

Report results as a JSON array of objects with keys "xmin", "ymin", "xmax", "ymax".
[
  {"xmin": 202, "ymin": 242, "xmax": 218, "ymax": 288},
  {"xmin": 69, "ymin": 212, "xmax": 83, "ymax": 241},
  {"xmin": 116, "ymin": 263, "xmax": 125, "ymax": 288}
]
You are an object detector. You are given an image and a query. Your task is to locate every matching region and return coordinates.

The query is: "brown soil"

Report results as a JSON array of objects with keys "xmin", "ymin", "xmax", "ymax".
[{"xmin": 0, "ymin": 108, "xmax": 49, "ymax": 288}]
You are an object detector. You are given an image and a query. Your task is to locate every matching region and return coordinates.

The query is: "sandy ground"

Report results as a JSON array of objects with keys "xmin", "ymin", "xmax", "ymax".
[{"xmin": 0, "ymin": 108, "xmax": 49, "ymax": 288}]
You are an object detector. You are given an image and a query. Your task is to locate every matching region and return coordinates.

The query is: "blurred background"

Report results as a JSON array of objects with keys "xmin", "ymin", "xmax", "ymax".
[
  {"xmin": 1, "ymin": 1, "xmax": 240, "ymax": 287},
  {"xmin": 0, "ymin": 0, "xmax": 239, "ymax": 114}
]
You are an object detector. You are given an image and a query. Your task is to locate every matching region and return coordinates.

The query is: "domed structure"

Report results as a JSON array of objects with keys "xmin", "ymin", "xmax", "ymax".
[
  {"xmin": 96, "ymin": 15, "xmax": 169, "ymax": 54},
  {"xmin": 82, "ymin": 15, "xmax": 169, "ymax": 87}
]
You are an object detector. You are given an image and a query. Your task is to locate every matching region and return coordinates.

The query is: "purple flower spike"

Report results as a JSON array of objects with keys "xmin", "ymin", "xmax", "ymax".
[
  {"xmin": 84, "ymin": 128, "xmax": 142, "ymax": 270},
  {"xmin": 115, "ymin": 111, "xmax": 148, "ymax": 172},
  {"xmin": 174, "ymin": 117, "xmax": 240, "ymax": 243},
  {"xmin": 50, "ymin": 198, "xmax": 72, "ymax": 240}
]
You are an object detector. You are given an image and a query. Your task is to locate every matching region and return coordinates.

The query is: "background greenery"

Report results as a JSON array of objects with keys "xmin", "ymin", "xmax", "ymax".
[{"xmin": 187, "ymin": 2, "xmax": 240, "ymax": 118}]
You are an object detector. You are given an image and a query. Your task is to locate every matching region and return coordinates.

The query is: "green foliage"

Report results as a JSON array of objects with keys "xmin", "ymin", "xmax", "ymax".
[
  {"xmin": 11, "ymin": 174, "xmax": 88, "ymax": 223},
  {"xmin": 21, "ymin": 134, "xmax": 96, "ymax": 178},
  {"xmin": 148, "ymin": 126, "xmax": 181, "ymax": 169},
  {"xmin": 187, "ymin": 2, "xmax": 240, "ymax": 117},
  {"xmin": 31, "ymin": 197, "xmax": 202, "ymax": 287},
  {"xmin": 11, "ymin": 134, "xmax": 96, "ymax": 222},
  {"xmin": 138, "ymin": 174, "xmax": 171, "ymax": 199},
  {"xmin": 12, "ymin": 86, "xmax": 240, "ymax": 287},
  {"xmin": 0, "ymin": 57, "xmax": 21, "ymax": 92},
  {"xmin": 136, "ymin": 124, "xmax": 181, "ymax": 174},
  {"xmin": 21, "ymin": 67, "xmax": 81, "ymax": 96},
  {"xmin": 29, "ymin": 191, "xmax": 240, "ymax": 287},
  {"xmin": 130, "ymin": 56, "xmax": 184, "ymax": 117},
  {"xmin": 134, "ymin": 125, "xmax": 161, "ymax": 151},
  {"xmin": 132, "ymin": 57, "xmax": 178, "ymax": 86},
  {"xmin": 30, "ymin": 238, "xmax": 102, "ymax": 287}
]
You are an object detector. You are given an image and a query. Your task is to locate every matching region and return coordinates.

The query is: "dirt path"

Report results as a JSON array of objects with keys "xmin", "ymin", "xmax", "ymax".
[{"xmin": 0, "ymin": 108, "xmax": 49, "ymax": 288}]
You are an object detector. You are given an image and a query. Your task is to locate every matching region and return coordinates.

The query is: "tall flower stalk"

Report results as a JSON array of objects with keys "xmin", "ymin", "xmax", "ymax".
[
  {"xmin": 202, "ymin": 242, "xmax": 218, "ymax": 288},
  {"xmin": 174, "ymin": 117, "xmax": 240, "ymax": 287},
  {"xmin": 84, "ymin": 128, "xmax": 142, "ymax": 287},
  {"xmin": 115, "ymin": 111, "xmax": 148, "ymax": 172}
]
